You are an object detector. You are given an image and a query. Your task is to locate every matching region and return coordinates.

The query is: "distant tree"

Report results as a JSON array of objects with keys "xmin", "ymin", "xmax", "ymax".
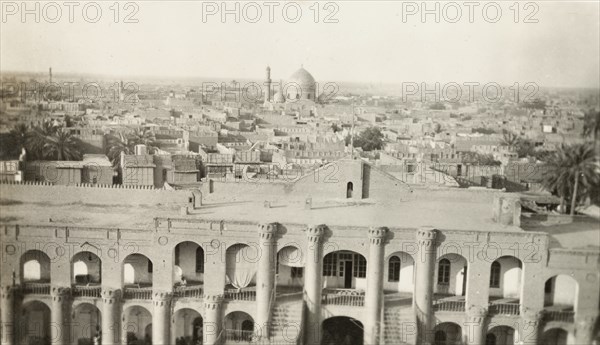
[
  {"xmin": 128, "ymin": 128, "xmax": 158, "ymax": 153},
  {"xmin": 433, "ymin": 123, "xmax": 443, "ymax": 134},
  {"xmin": 429, "ymin": 102, "xmax": 446, "ymax": 110},
  {"xmin": 4, "ymin": 124, "xmax": 31, "ymax": 159},
  {"xmin": 472, "ymin": 127, "xmax": 496, "ymax": 135},
  {"xmin": 501, "ymin": 131, "xmax": 520, "ymax": 151},
  {"xmin": 331, "ymin": 123, "xmax": 341, "ymax": 133},
  {"xmin": 351, "ymin": 127, "xmax": 384, "ymax": 151},
  {"xmin": 43, "ymin": 128, "xmax": 82, "ymax": 161},
  {"xmin": 28, "ymin": 121, "xmax": 58, "ymax": 160},
  {"xmin": 542, "ymin": 143, "xmax": 599, "ymax": 215},
  {"xmin": 105, "ymin": 133, "xmax": 132, "ymax": 166},
  {"xmin": 583, "ymin": 110, "xmax": 600, "ymax": 141},
  {"xmin": 462, "ymin": 152, "xmax": 501, "ymax": 166}
]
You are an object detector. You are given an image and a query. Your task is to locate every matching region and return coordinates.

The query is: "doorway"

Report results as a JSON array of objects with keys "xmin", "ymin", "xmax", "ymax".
[
  {"xmin": 344, "ymin": 261, "xmax": 353, "ymax": 288},
  {"xmin": 346, "ymin": 182, "xmax": 353, "ymax": 198}
]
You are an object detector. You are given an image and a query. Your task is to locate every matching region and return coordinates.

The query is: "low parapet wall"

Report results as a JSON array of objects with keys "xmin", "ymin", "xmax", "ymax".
[{"xmin": 0, "ymin": 181, "xmax": 191, "ymax": 206}]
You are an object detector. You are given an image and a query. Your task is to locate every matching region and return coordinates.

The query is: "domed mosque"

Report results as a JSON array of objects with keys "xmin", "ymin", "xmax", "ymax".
[{"xmin": 263, "ymin": 65, "xmax": 318, "ymax": 107}]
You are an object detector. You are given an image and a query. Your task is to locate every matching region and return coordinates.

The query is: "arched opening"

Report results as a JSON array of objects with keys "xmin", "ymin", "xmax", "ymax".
[
  {"xmin": 122, "ymin": 305, "xmax": 152, "ymax": 345},
  {"xmin": 72, "ymin": 303, "xmax": 102, "ymax": 345},
  {"xmin": 322, "ymin": 316, "xmax": 363, "ymax": 345},
  {"xmin": 435, "ymin": 254, "xmax": 467, "ymax": 298},
  {"xmin": 21, "ymin": 250, "xmax": 51, "ymax": 283},
  {"xmin": 544, "ymin": 274, "xmax": 578, "ymax": 311},
  {"xmin": 123, "ymin": 254, "xmax": 153, "ymax": 287},
  {"xmin": 72, "ymin": 251, "xmax": 102, "ymax": 285},
  {"xmin": 541, "ymin": 328, "xmax": 569, "ymax": 345},
  {"xmin": 346, "ymin": 182, "xmax": 353, "ymax": 198},
  {"xmin": 225, "ymin": 244, "xmax": 258, "ymax": 299},
  {"xmin": 323, "ymin": 250, "xmax": 367, "ymax": 290},
  {"xmin": 19, "ymin": 301, "xmax": 51, "ymax": 345},
  {"xmin": 276, "ymin": 245, "xmax": 305, "ymax": 294},
  {"xmin": 224, "ymin": 311, "xmax": 255, "ymax": 342},
  {"xmin": 433, "ymin": 322, "xmax": 462, "ymax": 345},
  {"xmin": 384, "ymin": 251, "xmax": 414, "ymax": 300},
  {"xmin": 173, "ymin": 309, "xmax": 202, "ymax": 345},
  {"xmin": 488, "ymin": 256, "xmax": 523, "ymax": 303},
  {"xmin": 487, "ymin": 326, "xmax": 515, "ymax": 345},
  {"xmin": 173, "ymin": 242, "xmax": 204, "ymax": 287}
]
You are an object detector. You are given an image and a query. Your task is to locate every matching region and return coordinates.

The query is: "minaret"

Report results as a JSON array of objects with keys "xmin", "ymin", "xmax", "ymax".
[
  {"xmin": 264, "ymin": 66, "xmax": 272, "ymax": 103},
  {"xmin": 49, "ymin": 67, "xmax": 52, "ymax": 84}
]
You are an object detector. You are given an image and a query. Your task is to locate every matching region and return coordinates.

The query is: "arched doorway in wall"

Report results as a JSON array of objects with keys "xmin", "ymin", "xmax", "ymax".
[
  {"xmin": 72, "ymin": 251, "xmax": 102, "ymax": 285},
  {"xmin": 21, "ymin": 250, "xmax": 51, "ymax": 283},
  {"xmin": 19, "ymin": 301, "xmax": 51, "ymax": 345},
  {"xmin": 173, "ymin": 241, "xmax": 204, "ymax": 287},
  {"xmin": 72, "ymin": 303, "xmax": 102, "ymax": 345},
  {"xmin": 486, "ymin": 326, "xmax": 515, "ymax": 345},
  {"xmin": 434, "ymin": 254, "xmax": 468, "ymax": 298},
  {"xmin": 225, "ymin": 244, "xmax": 258, "ymax": 291},
  {"xmin": 321, "ymin": 316, "xmax": 363, "ymax": 345},
  {"xmin": 173, "ymin": 308, "xmax": 202, "ymax": 345},
  {"xmin": 346, "ymin": 182, "xmax": 353, "ymax": 198},
  {"xmin": 122, "ymin": 305, "xmax": 152, "ymax": 345},
  {"xmin": 224, "ymin": 311, "xmax": 255, "ymax": 342},
  {"xmin": 544, "ymin": 274, "xmax": 578, "ymax": 311},
  {"xmin": 276, "ymin": 245, "xmax": 305, "ymax": 294},
  {"xmin": 488, "ymin": 256, "xmax": 523, "ymax": 303},
  {"xmin": 541, "ymin": 328, "xmax": 569, "ymax": 345},
  {"xmin": 322, "ymin": 250, "xmax": 367, "ymax": 290},
  {"xmin": 433, "ymin": 322, "xmax": 462, "ymax": 345},
  {"xmin": 122, "ymin": 254, "xmax": 153, "ymax": 287}
]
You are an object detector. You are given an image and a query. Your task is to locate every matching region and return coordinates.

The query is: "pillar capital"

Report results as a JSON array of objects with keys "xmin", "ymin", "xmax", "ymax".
[
  {"xmin": 203, "ymin": 294, "xmax": 224, "ymax": 310},
  {"xmin": 1, "ymin": 285, "xmax": 19, "ymax": 299},
  {"xmin": 50, "ymin": 286, "xmax": 71, "ymax": 302},
  {"xmin": 305, "ymin": 224, "xmax": 326, "ymax": 243},
  {"xmin": 368, "ymin": 227, "xmax": 389, "ymax": 245},
  {"xmin": 152, "ymin": 291, "xmax": 172, "ymax": 307},
  {"xmin": 101, "ymin": 288, "xmax": 121, "ymax": 304},
  {"xmin": 416, "ymin": 227, "xmax": 438, "ymax": 247},
  {"xmin": 466, "ymin": 305, "xmax": 488, "ymax": 322},
  {"xmin": 257, "ymin": 222, "xmax": 279, "ymax": 240}
]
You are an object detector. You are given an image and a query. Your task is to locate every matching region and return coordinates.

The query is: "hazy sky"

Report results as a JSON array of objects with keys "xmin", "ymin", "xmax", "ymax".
[{"xmin": 1, "ymin": 1, "xmax": 599, "ymax": 87}]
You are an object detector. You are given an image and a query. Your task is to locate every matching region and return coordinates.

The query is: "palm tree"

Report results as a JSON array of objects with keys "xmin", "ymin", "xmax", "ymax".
[
  {"xmin": 28, "ymin": 121, "xmax": 58, "ymax": 160},
  {"xmin": 127, "ymin": 128, "xmax": 158, "ymax": 153},
  {"xmin": 501, "ymin": 131, "xmax": 520, "ymax": 151},
  {"xmin": 583, "ymin": 111, "xmax": 600, "ymax": 141},
  {"xmin": 105, "ymin": 132, "xmax": 132, "ymax": 166},
  {"xmin": 542, "ymin": 143, "xmax": 599, "ymax": 215},
  {"xmin": 43, "ymin": 129, "xmax": 82, "ymax": 161},
  {"xmin": 6, "ymin": 124, "xmax": 31, "ymax": 158}
]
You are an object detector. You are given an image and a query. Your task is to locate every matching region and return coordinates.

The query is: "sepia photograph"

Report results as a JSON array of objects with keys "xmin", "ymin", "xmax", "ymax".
[{"xmin": 0, "ymin": 1, "xmax": 599, "ymax": 345}]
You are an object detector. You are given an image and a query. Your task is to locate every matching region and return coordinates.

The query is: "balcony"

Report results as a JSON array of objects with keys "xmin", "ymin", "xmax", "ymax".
[
  {"xmin": 123, "ymin": 286, "xmax": 153, "ymax": 300},
  {"xmin": 72, "ymin": 285, "xmax": 102, "ymax": 298},
  {"xmin": 22, "ymin": 282, "xmax": 51, "ymax": 295},
  {"xmin": 433, "ymin": 299, "xmax": 465, "ymax": 312},
  {"xmin": 488, "ymin": 302, "xmax": 520, "ymax": 316},
  {"xmin": 321, "ymin": 289, "xmax": 365, "ymax": 307},
  {"xmin": 224, "ymin": 329, "xmax": 254, "ymax": 343},
  {"xmin": 173, "ymin": 284, "xmax": 204, "ymax": 299},
  {"xmin": 224, "ymin": 287, "xmax": 256, "ymax": 302},
  {"xmin": 543, "ymin": 309, "xmax": 575, "ymax": 323}
]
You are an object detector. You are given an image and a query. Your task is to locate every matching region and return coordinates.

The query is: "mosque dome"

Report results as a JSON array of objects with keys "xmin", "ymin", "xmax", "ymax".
[
  {"xmin": 287, "ymin": 66, "xmax": 316, "ymax": 101},
  {"xmin": 288, "ymin": 66, "xmax": 316, "ymax": 88}
]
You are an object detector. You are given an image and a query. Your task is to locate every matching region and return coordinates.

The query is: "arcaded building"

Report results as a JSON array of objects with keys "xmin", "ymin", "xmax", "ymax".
[{"xmin": 0, "ymin": 159, "xmax": 598, "ymax": 345}]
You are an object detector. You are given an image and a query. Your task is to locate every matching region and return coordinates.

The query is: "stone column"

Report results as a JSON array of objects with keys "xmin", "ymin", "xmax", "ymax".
[
  {"xmin": 519, "ymin": 308, "xmax": 542, "ymax": 345},
  {"xmin": 101, "ymin": 288, "xmax": 121, "ymax": 345},
  {"xmin": 575, "ymin": 314, "xmax": 598, "ymax": 345},
  {"xmin": 203, "ymin": 295, "xmax": 223, "ymax": 345},
  {"xmin": 364, "ymin": 227, "xmax": 388, "ymax": 345},
  {"xmin": 1, "ymin": 286, "xmax": 18, "ymax": 345},
  {"xmin": 304, "ymin": 224, "xmax": 326, "ymax": 345},
  {"xmin": 152, "ymin": 291, "xmax": 172, "ymax": 345},
  {"xmin": 414, "ymin": 227, "xmax": 438, "ymax": 345},
  {"xmin": 255, "ymin": 223, "xmax": 278, "ymax": 339},
  {"xmin": 50, "ymin": 286, "xmax": 71, "ymax": 345},
  {"xmin": 464, "ymin": 305, "xmax": 487, "ymax": 345}
]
